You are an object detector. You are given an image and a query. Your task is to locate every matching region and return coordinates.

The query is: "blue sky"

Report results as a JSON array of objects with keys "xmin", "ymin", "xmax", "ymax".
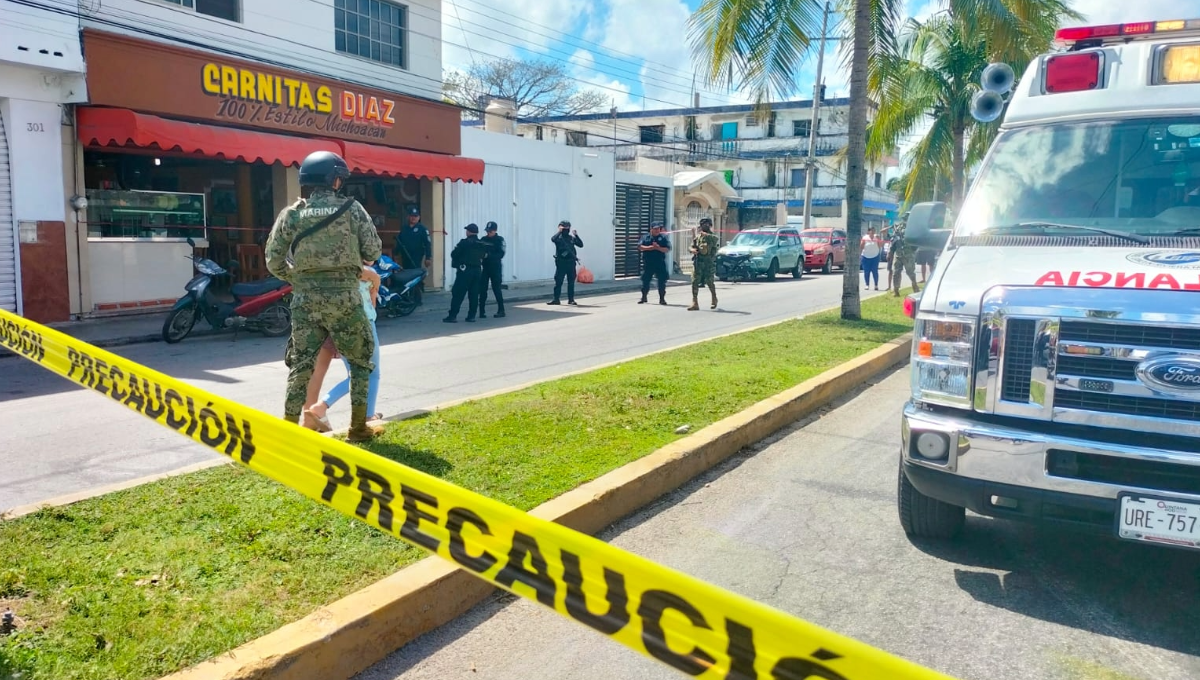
[{"xmin": 441, "ymin": 0, "xmax": 1200, "ymax": 114}]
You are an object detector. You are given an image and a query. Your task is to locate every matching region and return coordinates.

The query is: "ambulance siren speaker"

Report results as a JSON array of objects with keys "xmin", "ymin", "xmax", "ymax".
[
  {"xmin": 981, "ymin": 62, "xmax": 1015, "ymax": 94},
  {"xmin": 971, "ymin": 90, "xmax": 1005, "ymax": 123}
]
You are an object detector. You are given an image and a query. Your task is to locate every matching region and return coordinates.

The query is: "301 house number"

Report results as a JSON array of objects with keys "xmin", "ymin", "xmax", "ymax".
[{"xmin": 26, "ymin": 123, "xmax": 45, "ymax": 132}]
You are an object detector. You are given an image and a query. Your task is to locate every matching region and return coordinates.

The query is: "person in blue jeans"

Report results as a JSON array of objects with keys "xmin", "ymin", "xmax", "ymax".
[
  {"xmin": 860, "ymin": 226, "xmax": 882, "ymax": 291},
  {"xmin": 302, "ymin": 265, "xmax": 383, "ymax": 432}
]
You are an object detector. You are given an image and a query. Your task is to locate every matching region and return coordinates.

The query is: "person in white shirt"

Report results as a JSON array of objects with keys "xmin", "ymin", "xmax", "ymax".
[{"xmin": 860, "ymin": 227, "xmax": 883, "ymax": 290}]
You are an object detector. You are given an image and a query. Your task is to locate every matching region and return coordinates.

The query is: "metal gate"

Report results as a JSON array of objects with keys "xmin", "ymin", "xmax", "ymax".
[
  {"xmin": 0, "ymin": 109, "xmax": 17, "ymax": 313},
  {"xmin": 614, "ymin": 183, "xmax": 668, "ymax": 278}
]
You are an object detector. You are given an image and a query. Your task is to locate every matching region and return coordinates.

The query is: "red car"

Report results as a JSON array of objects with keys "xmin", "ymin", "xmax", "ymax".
[{"xmin": 801, "ymin": 228, "xmax": 847, "ymax": 274}]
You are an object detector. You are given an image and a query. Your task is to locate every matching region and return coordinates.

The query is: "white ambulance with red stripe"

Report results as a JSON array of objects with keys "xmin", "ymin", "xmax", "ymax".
[{"xmin": 898, "ymin": 19, "xmax": 1200, "ymax": 550}]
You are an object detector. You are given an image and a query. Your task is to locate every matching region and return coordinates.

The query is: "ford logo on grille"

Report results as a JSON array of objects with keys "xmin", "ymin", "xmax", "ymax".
[{"xmin": 1135, "ymin": 355, "xmax": 1200, "ymax": 394}]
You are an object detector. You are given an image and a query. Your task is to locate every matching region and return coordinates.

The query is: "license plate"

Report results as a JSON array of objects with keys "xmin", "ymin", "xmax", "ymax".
[
  {"xmin": 1079, "ymin": 378, "xmax": 1113, "ymax": 393},
  {"xmin": 1117, "ymin": 494, "xmax": 1200, "ymax": 549}
]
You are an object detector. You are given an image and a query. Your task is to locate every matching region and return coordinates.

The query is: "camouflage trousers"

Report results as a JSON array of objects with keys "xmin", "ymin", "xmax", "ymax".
[
  {"xmin": 891, "ymin": 256, "xmax": 919, "ymax": 295},
  {"xmin": 691, "ymin": 258, "xmax": 717, "ymax": 295},
  {"xmin": 283, "ymin": 287, "xmax": 376, "ymax": 420}
]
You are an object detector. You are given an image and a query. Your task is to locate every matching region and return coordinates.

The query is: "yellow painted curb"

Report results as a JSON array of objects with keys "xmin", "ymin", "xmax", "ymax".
[{"xmin": 160, "ymin": 332, "xmax": 913, "ymax": 680}]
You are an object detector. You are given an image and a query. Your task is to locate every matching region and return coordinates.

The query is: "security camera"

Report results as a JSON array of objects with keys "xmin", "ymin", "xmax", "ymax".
[{"xmin": 584, "ymin": 170, "xmax": 593, "ymax": 178}]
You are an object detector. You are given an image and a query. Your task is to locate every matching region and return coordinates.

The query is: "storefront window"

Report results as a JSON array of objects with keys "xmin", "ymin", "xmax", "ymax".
[{"xmin": 86, "ymin": 190, "xmax": 206, "ymax": 240}]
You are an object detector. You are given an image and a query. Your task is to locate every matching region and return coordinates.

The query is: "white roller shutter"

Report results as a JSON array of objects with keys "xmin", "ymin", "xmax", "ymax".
[{"xmin": 0, "ymin": 109, "xmax": 16, "ymax": 313}]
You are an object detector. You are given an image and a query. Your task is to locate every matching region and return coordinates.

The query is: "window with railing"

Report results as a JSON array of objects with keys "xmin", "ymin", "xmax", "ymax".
[
  {"xmin": 566, "ymin": 130, "xmax": 588, "ymax": 147},
  {"xmin": 159, "ymin": 0, "xmax": 240, "ymax": 21},
  {"xmin": 335, "ymin": 0, "xmax": 407, "ymax": 69}
]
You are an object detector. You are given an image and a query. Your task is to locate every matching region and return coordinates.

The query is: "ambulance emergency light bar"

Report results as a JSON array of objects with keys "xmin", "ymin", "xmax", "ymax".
[{"xmin": 1046, "ymin": 19, "xmax": 1200, "ymax": 92}]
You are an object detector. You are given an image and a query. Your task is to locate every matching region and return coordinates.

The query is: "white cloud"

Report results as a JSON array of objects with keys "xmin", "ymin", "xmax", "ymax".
[
  {"xmin": 595, "ymin": 0, "xmax": 755, "ymax": 111},
  {"xmin": 441, "ymin": 0, "xmax": 593, "ymax": 70},
  {"xmin": 1070, "ymin": 0, "xmax": 1200, "ymax": 25}
]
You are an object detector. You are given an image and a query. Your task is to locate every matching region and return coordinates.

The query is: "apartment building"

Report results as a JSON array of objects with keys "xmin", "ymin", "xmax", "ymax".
[{"xmin": 515, "ymin": 97, "xmax": 900, "ymax": 233}]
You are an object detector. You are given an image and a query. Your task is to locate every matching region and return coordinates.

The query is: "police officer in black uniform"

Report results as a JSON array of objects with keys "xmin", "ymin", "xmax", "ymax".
[
  {"xmin": 549, "ymin": 220, "xmax": 583, "ymax": 306},
  {"xmin": 394, "ymin": 206, "xmax": 432, "ymax": 270},
  {"xmin": 638, "ymin": 221, "xmax": 672, "ymax": 305},
  {"xmin": 477, "ymin": 221, "xmax": 506, "ymax": 318},
  {"xmin": 443, "ymin": 224, "xmax": 489, "ymax": 323}
]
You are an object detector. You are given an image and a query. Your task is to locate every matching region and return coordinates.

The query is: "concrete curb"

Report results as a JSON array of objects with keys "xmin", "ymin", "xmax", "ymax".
[{"xmin": 159, "ymin": 332, "xmax": 913, "ymax": 680}]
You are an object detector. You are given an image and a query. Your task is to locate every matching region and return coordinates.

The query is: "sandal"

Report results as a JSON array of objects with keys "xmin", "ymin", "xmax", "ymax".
[
  {"xmin": 302, "ymin": 409, "xmax": 332, "ymax": 433},
  {"xmin": 367, "ymin": 413, "xmax": 385, "ymax": 423}
]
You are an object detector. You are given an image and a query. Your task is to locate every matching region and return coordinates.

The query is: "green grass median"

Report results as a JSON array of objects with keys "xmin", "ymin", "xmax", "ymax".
[{"xmin": 0, "ymin": 293, "xmax": 912, "ymax": 680}]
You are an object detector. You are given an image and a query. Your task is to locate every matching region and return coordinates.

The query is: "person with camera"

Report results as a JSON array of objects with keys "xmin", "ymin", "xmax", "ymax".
[{"xmin": 549, "ymin": 220, "xmax": 583, "ymax": 306}]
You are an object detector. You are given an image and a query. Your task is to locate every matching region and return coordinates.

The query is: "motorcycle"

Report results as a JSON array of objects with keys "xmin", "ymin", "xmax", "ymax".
[
  {"xmin": 372, "ymin": 254, "xmax": 425, "ymax": 318},
  {"xmin": 716, "ymin": 252, "xmax": 755, "ymax": 282},
  {"xmin": 161, "ymin": 238, "xmax": 293, "ymax": 343}
]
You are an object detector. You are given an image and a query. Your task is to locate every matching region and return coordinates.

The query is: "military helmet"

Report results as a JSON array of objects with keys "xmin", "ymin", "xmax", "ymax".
[
  {"xmin": 485, "ymin": 221, "xmax": 498, "ymax": 231},
  {"xmin": 299, "ymin": 151, "xmax": 351, "ymax": 188}
]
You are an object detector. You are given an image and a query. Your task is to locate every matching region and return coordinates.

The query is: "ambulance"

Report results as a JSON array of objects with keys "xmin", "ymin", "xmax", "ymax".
[{"xmin": 898, "ymin": 19, "xmax": 1200, "ymax": 551}]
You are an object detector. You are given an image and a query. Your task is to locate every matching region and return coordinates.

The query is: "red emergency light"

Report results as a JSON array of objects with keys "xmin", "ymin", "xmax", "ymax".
[
  {"xmin": 1045, "ymin": 52, "xmax": 1101, "ymax": 93},
  {"xmin": 1055, "ymin": 18, "xmax": 1200, "ymax": 44}
]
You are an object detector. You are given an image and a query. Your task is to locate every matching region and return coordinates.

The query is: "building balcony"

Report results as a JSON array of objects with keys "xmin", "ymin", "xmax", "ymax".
[
  {"xmin": 603, "ymin": 134, "xmax": 847, "ymax": 163},
  {"xmin": 738, "ymin": 185, "xmax": 899, "ymax": 210}
]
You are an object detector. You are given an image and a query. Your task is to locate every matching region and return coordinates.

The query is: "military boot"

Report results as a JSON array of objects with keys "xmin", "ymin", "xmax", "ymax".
[
  {"xmin": 710, "ymin": 291, "xmax": 718, "ymax": 309},
  {"xmin": 347, "ymin": 404, "xmax": 384, "ymax": 442},
  {"xmin": 687, "ymin": 295, "xmax": 699, "ymax": 311}
]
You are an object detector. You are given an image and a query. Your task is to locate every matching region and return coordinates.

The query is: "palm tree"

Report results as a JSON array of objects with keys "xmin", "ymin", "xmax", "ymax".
[
  {"xmin": 688, "ymin": 0, "xmax": 874, "ymax": 319},
  {"xmin": 867, "ymin": 0, "xmax": 1081, "ymax": 210}
]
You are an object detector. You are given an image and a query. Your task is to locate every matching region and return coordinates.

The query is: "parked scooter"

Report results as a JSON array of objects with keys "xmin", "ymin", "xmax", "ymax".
[
  {"xmin": 161, "ymin": 238, "xmax": 292, "ymax": 343},
  {"xmin": 372, "ymin": 254, "xmax": 425, "ymax": 318}
]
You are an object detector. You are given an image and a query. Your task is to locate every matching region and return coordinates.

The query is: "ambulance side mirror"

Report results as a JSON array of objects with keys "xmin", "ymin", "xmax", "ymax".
[{"xmin": 906, "ymin": 202, "xmax": 951, "ymax": 249}]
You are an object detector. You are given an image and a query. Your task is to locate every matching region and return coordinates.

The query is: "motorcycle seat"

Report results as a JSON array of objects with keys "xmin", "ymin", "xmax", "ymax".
[
  {"xmin": 391, "ymin": 269, "xmax": 425, "ymax": 286},
  {"xmin": 232, "ymin": 277, "xmax": 288, "ymax": 297}
]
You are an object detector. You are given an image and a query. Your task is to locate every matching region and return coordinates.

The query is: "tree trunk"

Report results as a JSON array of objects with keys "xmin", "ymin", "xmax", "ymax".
[
  {"xmin": 950, "ymin": 120, "xmax": 966, "ymax": 212},
  {"xmin": 841, "ymin": 0, "xmax": 871, "ymax": 321}
]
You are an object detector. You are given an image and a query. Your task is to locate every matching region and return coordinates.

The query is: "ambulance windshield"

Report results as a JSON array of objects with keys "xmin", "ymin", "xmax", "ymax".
[{"xmin": 957, "ymin": 116, "xmax": 1200, "ymax": 237}]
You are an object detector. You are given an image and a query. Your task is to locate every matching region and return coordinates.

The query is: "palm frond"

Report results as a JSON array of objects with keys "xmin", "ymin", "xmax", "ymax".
[{"xmin": 688, "ymin": 0, "xmax": 824, "ymax": 102}]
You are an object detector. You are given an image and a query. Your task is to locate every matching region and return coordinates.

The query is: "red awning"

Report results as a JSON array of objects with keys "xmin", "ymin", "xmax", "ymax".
[
  {"xmin": 76, "ymin": 107, "xmax": 340, "ymax": 166},
  {"xmin": 339, "ymin": 140, "xmax": 484, "ymax": 184}
]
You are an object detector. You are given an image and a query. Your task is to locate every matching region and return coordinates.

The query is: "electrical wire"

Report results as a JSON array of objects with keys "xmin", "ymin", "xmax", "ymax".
[{"xmin": 10, "ymin": 0, "xmax": 874, "ymax": 186}]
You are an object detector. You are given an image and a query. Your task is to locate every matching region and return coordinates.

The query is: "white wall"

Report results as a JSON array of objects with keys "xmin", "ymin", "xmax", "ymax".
[
  {"xmin": 88, "ymin": 241, "xmax": 193, "ymax": 306},
  {"xmin": 0, "ymin": 4, "xmax": 85, "ymax": 75},
  {"xmin": 88, "ymin": 0, "xmax": 442, "ymax": 100},
  {"xmin": 0, "ymin": 99, "xmax": 66, "ymax": 222},
  {"xmin": 446, "ymin": 128, "xmax": 616, "ymax": 284}
]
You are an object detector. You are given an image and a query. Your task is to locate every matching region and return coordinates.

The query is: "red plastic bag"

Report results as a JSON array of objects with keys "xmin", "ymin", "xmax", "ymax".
[{"xmin": 576, "ymin": 264, "xmax": 595, "ymax": 284}]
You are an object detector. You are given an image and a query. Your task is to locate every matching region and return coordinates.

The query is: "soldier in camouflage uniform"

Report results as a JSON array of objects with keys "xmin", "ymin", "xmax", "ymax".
[
  {"xmin": 688, "ymin": 217, "xmax": 719, "ymax": 311},
  {"xmin": 888, "ymin": 218, "xmax": 920, "ymax": 297},
  {"xmin": 265, "ymin": 151, "xmax": 384, "ymax": 442}
]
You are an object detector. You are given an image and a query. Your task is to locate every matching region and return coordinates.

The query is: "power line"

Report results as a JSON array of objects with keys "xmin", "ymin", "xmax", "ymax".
[{"xmin": 11, "ymin": 0, "xmax": 871, "ymax": 185}]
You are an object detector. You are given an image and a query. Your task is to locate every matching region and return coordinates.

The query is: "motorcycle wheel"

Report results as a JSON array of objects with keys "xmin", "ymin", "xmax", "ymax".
[
  {"xmin": 259, "ymin": 303, "xmax": 292, "ymax": 337},
  {"xmin": 162, "ymin": 304, "xmax": 198, "ymax": 344},
  {"xmin": 389, "ymin": 295, "xmax": 418, "ymax": 317}
]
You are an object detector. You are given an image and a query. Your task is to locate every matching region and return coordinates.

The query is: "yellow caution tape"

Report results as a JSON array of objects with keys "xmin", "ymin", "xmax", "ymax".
[{"xmin": 0, "ymin": 308, "xmax": 954, "ymax": 680}]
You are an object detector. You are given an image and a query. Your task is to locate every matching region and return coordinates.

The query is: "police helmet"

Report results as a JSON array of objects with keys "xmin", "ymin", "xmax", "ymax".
[
  {"xmin": 465, "ymin": 223, "xmax": 479, "ymax": 234},
  {"xmin": 299, "ymin": 151, "xmax": 351, "ymax": 188},
  {"xmin": 485, "ymin": 221, "xmax": 498, "ymax": 232}
]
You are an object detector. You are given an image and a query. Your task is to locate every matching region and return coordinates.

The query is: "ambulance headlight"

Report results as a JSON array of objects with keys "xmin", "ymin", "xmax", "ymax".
[{"xmin": 912, "ymin": 315, "xmax": 976, "ymax": 408}]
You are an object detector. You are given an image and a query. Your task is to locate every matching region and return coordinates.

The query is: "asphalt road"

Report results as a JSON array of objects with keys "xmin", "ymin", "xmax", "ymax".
[
  {"xmin": 1, "ymin": 272, "xmax": 881, "ymax": 512},
  {"xmin": 357, "ymin": 368, "xmax": 1200, "ymax": 680}
]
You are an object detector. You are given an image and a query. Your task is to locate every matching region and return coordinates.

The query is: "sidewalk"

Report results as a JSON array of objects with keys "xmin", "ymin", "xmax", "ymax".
[{"xmin": 1, "ymin": 276, "xmax": 688, "ymax": 356}]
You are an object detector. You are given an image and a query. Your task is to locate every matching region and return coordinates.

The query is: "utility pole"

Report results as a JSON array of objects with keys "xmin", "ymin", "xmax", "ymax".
[{"xmin": 801, "ymin": 2, "xmax": 831, "ymax": 231}]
